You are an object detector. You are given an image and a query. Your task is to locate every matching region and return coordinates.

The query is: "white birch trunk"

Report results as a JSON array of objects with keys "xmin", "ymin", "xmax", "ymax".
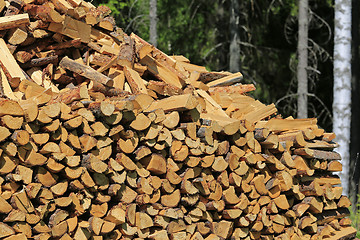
[
  {"xmin": 149, "ymin": 0, "xmax": 157, "ymax": 47},
  {"xmin": 333, "ymin": 0, "xmax": 352, "ymax": 195},
  {"xmin": 297, "ymin": 0, "xmax": 308, "ymax": 119},
  {"xmin": 229, "ymin": 0, "xmax": 240, "ymax": 72}
]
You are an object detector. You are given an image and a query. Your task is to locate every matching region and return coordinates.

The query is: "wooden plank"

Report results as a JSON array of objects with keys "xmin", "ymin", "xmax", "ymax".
[
  {"xmin": 242, "ymin": 103, "xmax": 277, "ymax": 124},
  {"xmin": 170, "ymin": 55, "xmax": 190, "ymax": 63},
  {"xmin": 145, "ymin": 94, "xmax": 198, "ymax": 113},
  {"xmin": 258, "ymin": 118, "xmax": 318, "ymax": 132},
  {"xmin": 176, "ymin": 61, "xmax": 208, "ymax": 73},
  {"xmin": 208, "ymin": 84, "xmax": 256, "ymax": 94},
  {"xmin": 315, "ymin": 208, "xmax": 350, "ymax": 225},
  {"xmin": 300, "ymin": 176, "xmax": 342, "ymax": 185},
  {"xmin": 294, "ymin": 148, "xmax": 342, "ymax": 160},
  {"xmin": 324, "ymin": 227, "xmax": 356, "ymax": 240},
  {"xmin": 0, "ymin": 13, "xmax": 30, "ymax": 30},
  {"xmin": 198, "ymin": 71, "xmax": 231, "ymax": 83},
  {"xmin": 0, "ymin": 39, "xmax": 27, "ymax": 87},
  {"xmin": 206, "ymin": 72, "xmax": 243, "ymax": 87},
  {"xmin": 305, "ymin": 140, "xmax": 339, "ymax": 150}
]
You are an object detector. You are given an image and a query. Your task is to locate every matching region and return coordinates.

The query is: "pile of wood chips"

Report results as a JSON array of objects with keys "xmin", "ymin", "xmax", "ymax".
[{"xmin": 0, "ymin": 0, "xmax": 357, "ymax": 239}]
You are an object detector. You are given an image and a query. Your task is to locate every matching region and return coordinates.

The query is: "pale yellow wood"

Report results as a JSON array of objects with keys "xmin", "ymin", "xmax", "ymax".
[
  {"xmin": 48, "ymin": 16, "xmax": 91, "ymax": 43},
  {"xmin": 108, "ymin": 67, "xmax": 125, "ymax": 90},
  {"xmin": 140, "ymin": 55, "xmax": 183, "ymax": 89},
  {"xmin": 176, "ymin": 61, "xmax": 208, "ymax": 73},
  {"xmin": 257, "ymin": 118, "xmax": 318, "ymax": 132},
  {"xmin": 123, "ymin": 66, "xmax": 147, "ymax": 94},
  {"xmin": 0, "ymin": 0, "xmax": 5, "ymax": 12},
  {"xmin": 210, "ymin": 91, "xmax": 256, "ymax": 108},
  {"xmin": 145, "ymin": 94, "xmax": 198, "ymax": 113},
  {"xmin": 170, "ymin": 55, "xmax": 190, "ymax": 63},
  {"xmin": 0, "ymin": 69, "xmax": 17, "ymax": 101},
  {"xmin": 242, "ymin": 104, "xmax": 277, "ymax": 124},
  {"xmin": 0, "ymin": 39, "xmax": 27, "ymax": 85},
  {"xmin": 0, "ymin": 14, "xmax": 30, "ymax": 31},
  {"xmin": 196, "ymin": 89, "xmax": 229, "ymax": 118},
  {"xmin": 26, "ymin": 67, "xmax": 43, "ymax": 86},
  {"xmin": 324, "ymin": 227, "xmax": 356, "ymax": 240},
  {"xmin": 206, "ymin": 72, "xmax": 243, "ymax": 87}
]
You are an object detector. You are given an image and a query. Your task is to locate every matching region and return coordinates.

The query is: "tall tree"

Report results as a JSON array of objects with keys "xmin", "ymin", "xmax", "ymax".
[
  {"xmin": 149, "ymin": 0, "xmax": 157, "ymax": 47},
  {"xmin": 229, "ymin": 0, "xmax": 240, "ymax": 72},
  {"xmin": 350, "ymin": 0, "xmax": 360, "ymax": 204},
  {"xmin": 297, "ymin": 0, "xmax": 309, "ymax": 118},
  {"xmin": 333, "ymin": 0, "xmax": 352, "ymax": 195}
]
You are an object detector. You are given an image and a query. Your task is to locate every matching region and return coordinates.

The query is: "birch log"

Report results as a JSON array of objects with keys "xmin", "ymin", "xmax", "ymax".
[{"xmin": 333, "ymin": 0, "xmax": 352, "ymax": 195}]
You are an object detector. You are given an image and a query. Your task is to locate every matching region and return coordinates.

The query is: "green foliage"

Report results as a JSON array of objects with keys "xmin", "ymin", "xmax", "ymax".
[
  {"xmin": 156, "ymin": 0, "xmax": 218, "ymax": 67},
  {"xmin": 349, "ymin": 195, "xmax": 360, "ymax": 238},
  {"xmin": 92, "ymin": 0, "xmax": 334, "ymax": 131}
]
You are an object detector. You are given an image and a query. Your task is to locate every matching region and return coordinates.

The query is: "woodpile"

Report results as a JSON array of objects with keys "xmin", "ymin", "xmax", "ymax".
[{"xmin": 0, "ymin": 0, "xmax": 357, "ymax": 239}]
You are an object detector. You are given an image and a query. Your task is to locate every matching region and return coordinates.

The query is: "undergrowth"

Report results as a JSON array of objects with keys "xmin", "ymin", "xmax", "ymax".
[{"xmin": 349, "ymin": 195, "xmax": 360, "ymax": 238}]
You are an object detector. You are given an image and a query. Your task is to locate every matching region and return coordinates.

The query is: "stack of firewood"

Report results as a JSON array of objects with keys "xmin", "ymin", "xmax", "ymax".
[{"xmin": 0, "ymin": 0, "xmax": 357, "ymax": 239}]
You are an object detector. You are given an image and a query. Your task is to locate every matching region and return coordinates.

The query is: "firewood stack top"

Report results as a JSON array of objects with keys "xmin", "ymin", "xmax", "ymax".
[{"xmin": 0, "ymin": 0, "xmax": 356, "ymax": 239}]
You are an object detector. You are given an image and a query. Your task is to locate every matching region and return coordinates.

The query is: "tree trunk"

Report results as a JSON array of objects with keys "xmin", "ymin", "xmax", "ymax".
[
  {"xmin": 229, "ymin": 0, "xmax": 240, "ymax": 72},
  {"xmin": 297, "ymin": 0, "xmax": 308, "ymax": 119},
  {"xmin": 149, "ymin": 0, "xmax": 157, "ymax": 47},
  {"xmin": 350, "ymin": 0, "xmax": 359, "ymax": 207},
  {"xmin": 333, "ymin": 0, "xmax": 352, "ymax": 195}
]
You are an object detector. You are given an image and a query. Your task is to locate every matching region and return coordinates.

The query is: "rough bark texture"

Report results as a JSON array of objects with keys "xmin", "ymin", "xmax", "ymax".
[
  {"xmin": 297, "ymin": 0, "xmax": 308, "ymax": 119},
  {"xmin": 149, "ymin": 0, "xmax": 157, "ymax": 47},
  {"xmin": 229, "ymin": 0, "xmax": 240, "ymax": 73},
  {"xmin": 333, "ymin": 0, "xmax": 352, "ymax": 195}
]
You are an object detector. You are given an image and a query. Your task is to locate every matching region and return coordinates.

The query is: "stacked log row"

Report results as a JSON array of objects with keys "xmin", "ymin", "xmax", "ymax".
[
  {"xmin": 0, "ymin": 0, "xmax": 356, "ymax": 239},
  {"xmin": 0, "ymin": 93, "xmax": 356, "ymax": 240}
]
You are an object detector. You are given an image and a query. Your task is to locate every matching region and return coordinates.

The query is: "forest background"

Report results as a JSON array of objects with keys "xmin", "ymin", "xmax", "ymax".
[{"xmin": 92, "ymin": 0, "xmax": 360, "ymax": 229}]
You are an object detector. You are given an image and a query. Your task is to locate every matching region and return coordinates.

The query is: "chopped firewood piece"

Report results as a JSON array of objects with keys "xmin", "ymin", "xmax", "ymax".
[
  {"xmin": 60, "ymin": 56, "xmax": 113, "ymax": 87},
  {"xmin": 0, "ymin": 13, "xmax": 30, "ymax": 30},
  {"xmin": 124, "ymin": 66, "xmax": 148, "ymax": 94},
  {"xmin": 161, "ymin": 189, "xmax": 180, "ymax": 207},
  {"xmin": 337, "ymin": 196, "xmax": 351, "ymax": 208},
  {"xmin": 206, "ymin": 72, "xmax": 243, "ymax": 87},
  {"xmin": 258, "ymin": 118, "xmax": 317, "ymax": 132},
  {"xmin": 208, "ymin": 84, "xmax": 255, "ymax": 95},
  {"xmin": 48, "ymin": 16, "xmax": 91, "ymax": 43},
  {"xmin": 305, "ymin": 140, "xmax": 339, "ymax": 150},
  {"xmin": 0, "ymin": 196, "xmax": 12, "ymax": 214},
  {"xmin": 145, "ymin": 94, "xmax": 198, "ymax": 112},
  {"xmin": 140, "ymin": 54, "xmax": 184, "ymax": 89},
  {"xmin": 323, "ymin": 132, "xmax": 336, "ymax": 141},
  {"xmin": 0, "ymin": 223, "xmax": 15, "ymax": 238},
  {"xmin": 147, "ymin": 80, "xmax": 183, "ymax": 96},
  {"xmin": 0, "ymin": 39, "xmax": 27, "ymax": 87},
  {"xmin": 294, "ymin": 148, "xmax": 341, "ymax": 160},
  {"xmin": 324, "ymin": 226, "xmax": 356, "ymax": 240},
  {"xmin": 8, "ymin": 26, "xmax": 28, "ymax": 45},
  {"xmin": 0, "ymin": 2, "xmax": 352, "ymax": 239}
]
